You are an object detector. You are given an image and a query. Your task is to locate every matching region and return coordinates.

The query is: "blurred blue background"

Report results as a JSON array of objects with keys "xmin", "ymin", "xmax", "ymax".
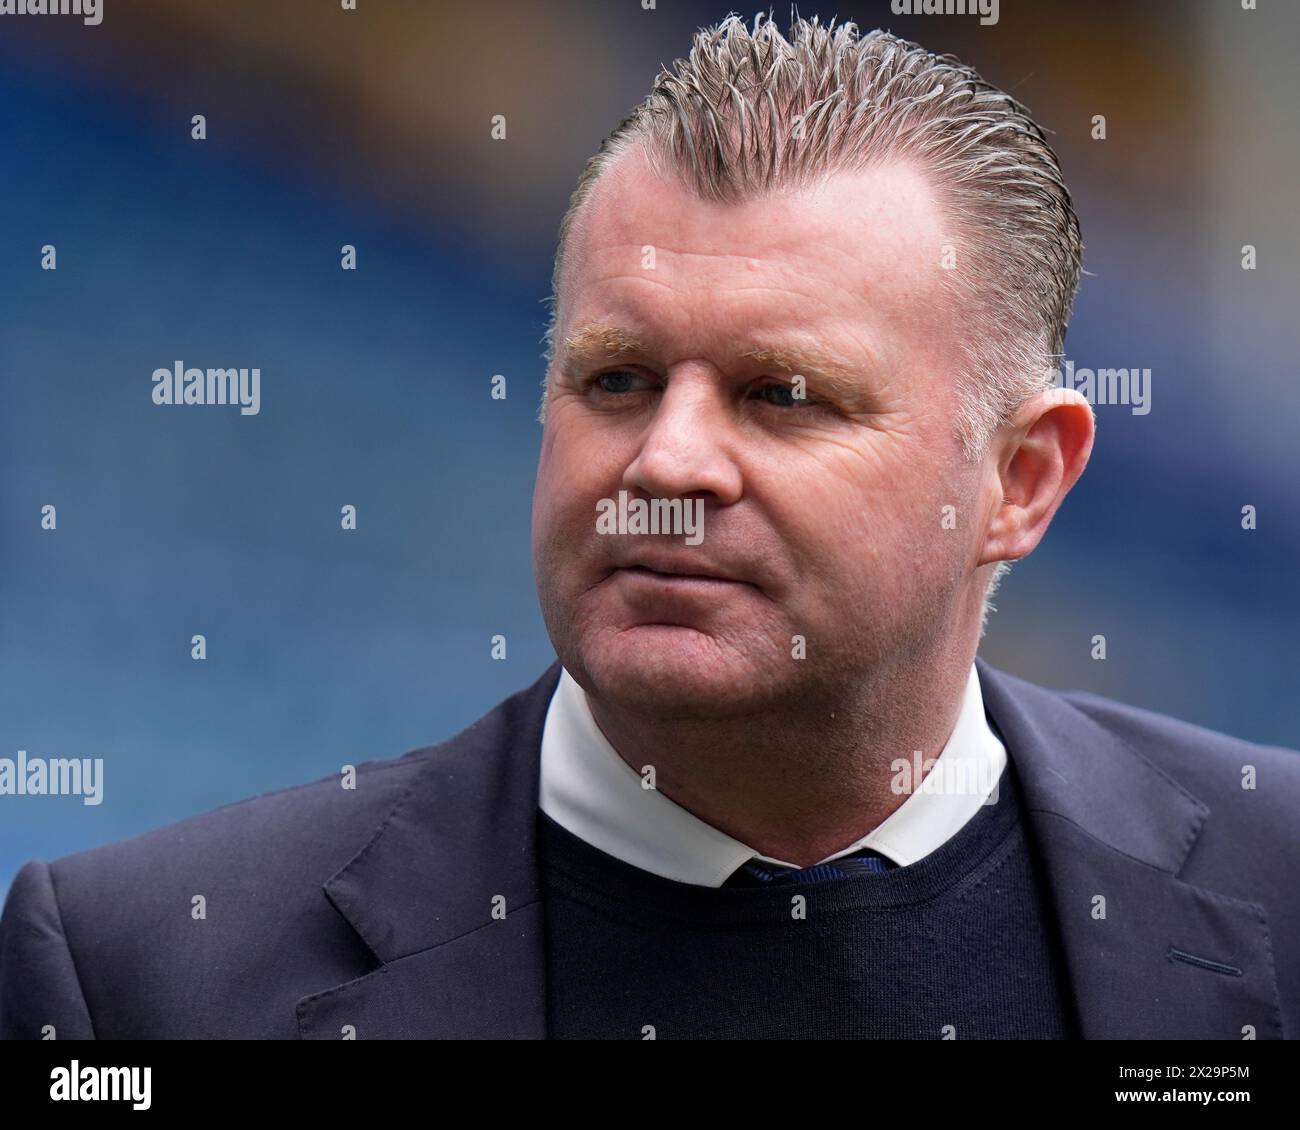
[{"xmin": 2, "ymin": 0, "xmax": 1297, "ymax": 896}]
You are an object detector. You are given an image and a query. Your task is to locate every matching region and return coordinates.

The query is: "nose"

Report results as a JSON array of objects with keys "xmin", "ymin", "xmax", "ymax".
[{"xmin": 621, "ymin": 369, "xmax": 744, "ymax": 506}]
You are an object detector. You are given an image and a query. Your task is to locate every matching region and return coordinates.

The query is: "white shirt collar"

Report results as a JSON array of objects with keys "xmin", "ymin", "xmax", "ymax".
[{"xmin": 538, "ymin": 662, "xmax": 1007, "ymax": 887}]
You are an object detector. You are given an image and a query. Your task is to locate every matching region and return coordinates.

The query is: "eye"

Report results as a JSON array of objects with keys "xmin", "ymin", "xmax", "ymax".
[
  {"xmin": 751, "ymin": 381, "xmax": 819, "ymax": 409},
  {"xmin": 591, "ymin": 369, "xmax": 655, "ymax": 395}
]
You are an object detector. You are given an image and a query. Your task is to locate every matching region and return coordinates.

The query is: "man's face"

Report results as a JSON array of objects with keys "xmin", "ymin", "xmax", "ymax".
[{"xmin": 532, "ymin": 146, "xmax": 991, "ymax": 716}]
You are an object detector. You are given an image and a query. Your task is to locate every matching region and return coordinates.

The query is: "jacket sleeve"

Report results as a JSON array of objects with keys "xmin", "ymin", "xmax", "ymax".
[{"xmin": 0, "ymin": 860, "xmax": 96, "ymax": 1039}]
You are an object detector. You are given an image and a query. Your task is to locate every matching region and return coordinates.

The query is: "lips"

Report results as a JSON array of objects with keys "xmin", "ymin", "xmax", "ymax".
[
  {"xmin": 610, "ymin": 555, "xmax": 751, "ymax": 586},
  {"xmin": 621, "ymin": 561, "xmax": 743, "ymax": 582},
  {"xmin": 617, "ymin": 565, "xmax": 741, "ymax": 585},
  {"xmin": 594, "ymin": 554, "xmax": 761, "ymax": 627}
]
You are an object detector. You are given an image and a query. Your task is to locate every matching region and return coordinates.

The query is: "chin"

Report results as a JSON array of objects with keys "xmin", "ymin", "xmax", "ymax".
[{"xmin": 571, "ymin": 621, "xmax": 788, "ymax": 717}]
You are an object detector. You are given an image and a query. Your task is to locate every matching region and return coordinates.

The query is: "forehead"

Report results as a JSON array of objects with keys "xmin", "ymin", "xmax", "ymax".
[{"xmin": 558, "ymin": 146, "xmax": 957, "ymax": 370}]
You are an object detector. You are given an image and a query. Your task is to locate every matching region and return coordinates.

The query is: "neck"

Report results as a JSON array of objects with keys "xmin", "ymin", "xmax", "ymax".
[{"xmin": 585, "ymin": 642, "xmax": 978, "ymax": 868}]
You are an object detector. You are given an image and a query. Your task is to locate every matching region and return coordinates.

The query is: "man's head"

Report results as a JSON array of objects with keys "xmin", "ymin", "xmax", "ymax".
[{"xmin": 531, "ymin": 14, "xmax": 1093, "ymax": 717}]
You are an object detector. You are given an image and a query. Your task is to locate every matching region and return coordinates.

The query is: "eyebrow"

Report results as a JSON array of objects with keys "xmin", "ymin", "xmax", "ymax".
[{"xmin": 559, "ymin": 322, "xmax": 877, "ymax": 403}]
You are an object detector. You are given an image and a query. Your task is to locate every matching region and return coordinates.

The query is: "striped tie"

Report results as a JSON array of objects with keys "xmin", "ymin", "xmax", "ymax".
[{"xmin": 724, "ymin": 846, "xmax": 898, "ymax": 886}]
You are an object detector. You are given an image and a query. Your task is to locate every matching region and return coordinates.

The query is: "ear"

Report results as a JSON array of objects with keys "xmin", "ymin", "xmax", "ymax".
[{"xmin": 978, "ymin": 388, "xmax": 1094, "ymax": 567}]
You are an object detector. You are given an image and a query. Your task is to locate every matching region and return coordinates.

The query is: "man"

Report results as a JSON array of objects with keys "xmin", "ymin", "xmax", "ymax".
[{"xmin": 2, "ymin": 14, "xmax": 1296, "ymax": 1040}]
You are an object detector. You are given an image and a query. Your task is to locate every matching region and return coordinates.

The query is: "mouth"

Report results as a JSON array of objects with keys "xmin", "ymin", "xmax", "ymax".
[
  {"xmin": 583, "ymin": 562, "xmax": 762, "ymax": 626},
  {"xmin": 613, "ymin": 564, "xmax": 752, "ymax": 588}
]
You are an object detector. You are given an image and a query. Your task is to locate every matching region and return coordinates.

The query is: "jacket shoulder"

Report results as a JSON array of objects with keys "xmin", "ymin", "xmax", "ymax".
[
  {"xmin": 1051, "ymin": 683, "xmax": 1300, "ymax": 884},
  {"xmin": 12, "ymin": 662, "xmax": 560, "ymax": 934},
  {"xmin": 51, "ymin": 747, "xmax": 435, "ymax": 890},
  {"xmin": 1056, "ymin": 685, "xmax": 1300, "ymax": 792},
  {"xmin": 0, "ymin": 659, "xmax": 558, "ymax": 1039}
]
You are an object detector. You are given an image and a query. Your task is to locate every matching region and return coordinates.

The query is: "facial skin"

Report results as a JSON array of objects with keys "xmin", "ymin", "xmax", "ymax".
[{"xmin": 531, "ymin": 143, "xmax": 1093, "ymax": 865}]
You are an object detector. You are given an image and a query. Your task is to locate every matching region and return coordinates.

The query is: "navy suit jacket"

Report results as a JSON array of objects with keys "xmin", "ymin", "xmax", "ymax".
[{"xmin": 1, "ymin": 658, "xmax": 1296, "ymax": 1039}]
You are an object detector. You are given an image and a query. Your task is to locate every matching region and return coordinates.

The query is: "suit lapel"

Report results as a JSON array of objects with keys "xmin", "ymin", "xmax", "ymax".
[
  {"xmin": 297, "ymin": 663, "xmax": 563, "ymax": 1039},
  {"xmin": 977, "ymin": 658, "xmax": 1284, "ymax": 1039}
]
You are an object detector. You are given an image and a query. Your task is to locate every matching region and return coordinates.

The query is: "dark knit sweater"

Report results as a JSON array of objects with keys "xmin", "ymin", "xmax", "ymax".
[{"xmin": 539, "ymin": 755, "xmax": 1080, "ymax": 1039}]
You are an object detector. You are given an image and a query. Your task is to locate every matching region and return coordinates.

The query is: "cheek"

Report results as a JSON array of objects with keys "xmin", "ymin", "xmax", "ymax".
[
  {"xmin": 763, "ymin": 441, "xmax": 962, "ymax": 594},
  {"xmin": 532, "ymin": 424, "xmax": 619, "ymax": 564},
  {"xmin": 530, "ymin": 446, "xmax": 557, "ymax": 552},
  {"xmin": 532, "ymin": 442, "xmax": 579, "ymax": 578}
]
